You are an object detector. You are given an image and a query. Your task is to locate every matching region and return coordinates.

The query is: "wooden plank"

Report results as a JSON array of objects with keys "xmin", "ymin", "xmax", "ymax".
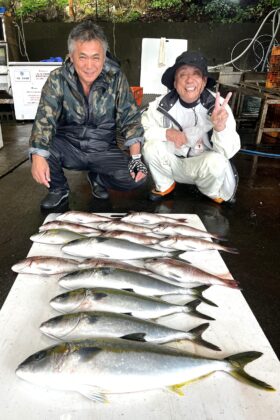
[{"xmin": 0, "ymin": 213, "xmax": 279, "ymax": 420}]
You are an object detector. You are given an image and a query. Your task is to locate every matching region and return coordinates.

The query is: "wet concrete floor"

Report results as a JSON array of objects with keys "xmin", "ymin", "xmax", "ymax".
[{"xmin": 0, "ymin": 121, "xmax": 279, "ymax": 358}]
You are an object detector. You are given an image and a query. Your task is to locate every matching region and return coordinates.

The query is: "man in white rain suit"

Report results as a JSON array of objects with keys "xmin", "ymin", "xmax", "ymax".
[{"xmin": 142, "ymin": 51, "xmax": 240, "ymax": 203}]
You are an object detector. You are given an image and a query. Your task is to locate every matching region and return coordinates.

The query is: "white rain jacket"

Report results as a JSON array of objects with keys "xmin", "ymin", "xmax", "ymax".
[
  {"xmin": 142, "ymin": 89, "xmax": 240, "ymax": 159},
  {"xmin": 142, "ymin": 89, "xmax": 241, "ymax": 201}
]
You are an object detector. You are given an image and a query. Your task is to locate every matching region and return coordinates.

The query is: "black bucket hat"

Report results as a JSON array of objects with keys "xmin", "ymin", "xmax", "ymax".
[{"xmin": 161, "ymin": 51, "xmax": 216, "ymax": 90}]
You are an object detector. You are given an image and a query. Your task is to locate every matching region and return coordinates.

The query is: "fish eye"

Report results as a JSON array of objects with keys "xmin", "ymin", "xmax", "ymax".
[
  {"xmin": 33, "ymin": 350, "xmax": 47, "ymax": 361},
  {"xmin": 58, "ymin": 292, "xmax": 69, "ymax": 299}
]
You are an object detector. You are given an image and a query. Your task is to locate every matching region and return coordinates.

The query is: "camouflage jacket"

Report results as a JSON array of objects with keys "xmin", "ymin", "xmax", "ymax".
[{"xmin": 29, "ymin": 56, "xmax": 143, "ymax": 157}]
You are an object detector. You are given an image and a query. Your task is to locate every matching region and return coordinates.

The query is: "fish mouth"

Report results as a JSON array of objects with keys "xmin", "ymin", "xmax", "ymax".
[
  {"xmin": 12, "ymin": 259, "xmax": 29, "ymax": 272},
  {"xmin": 40, "ymin": 315, "xmax": 82, "ymax": 340},
  {"xmin": 49, "ymin": 292, "xmax": 86, "ymax": 314},
  {"xmin": 15, "ymin": 365, "xmax": 27, "ymax": 379}
]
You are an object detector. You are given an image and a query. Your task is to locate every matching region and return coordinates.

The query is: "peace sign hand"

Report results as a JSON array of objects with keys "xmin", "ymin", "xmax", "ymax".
[{"xmin": 211, "ymin": 91, "xmax": 232, "ymax": 132}]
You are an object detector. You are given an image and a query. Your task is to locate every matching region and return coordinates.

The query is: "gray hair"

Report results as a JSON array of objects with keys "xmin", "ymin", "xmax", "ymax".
[{"xmin": 68, "ymin": 21, "xmax": 108, "ymax": 54}]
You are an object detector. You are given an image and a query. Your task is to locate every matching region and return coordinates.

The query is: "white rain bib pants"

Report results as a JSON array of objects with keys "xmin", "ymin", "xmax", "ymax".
[{"xmin": 143, "ymin": 140, "xmax": 236, "ymax": 201}]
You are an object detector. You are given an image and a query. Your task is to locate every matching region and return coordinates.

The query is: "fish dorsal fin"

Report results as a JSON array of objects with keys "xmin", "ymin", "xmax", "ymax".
[
  {"xmin": 79, "ymin": 385, "xmax": 109, "ymax": 403},
  {"xmin": 121, "ymin": 333, "xmax": 147, "ymax": 342}
]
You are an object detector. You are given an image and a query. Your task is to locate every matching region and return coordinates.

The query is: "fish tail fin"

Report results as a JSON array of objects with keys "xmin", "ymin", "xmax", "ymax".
[
  {"xmin": 217, "ymin": 271, "xmax": 234, "ymax": 280},
  {"xmin": 170, "ymin": 250, "xmax": 185, "ymax": 259},
  {"xmin": 213, "ymin": 234, "xmax": 227, "ymax": 241},
  {"xmin": 177, "ymin": 218, "xmax": 189, "ymax": 224},
  {"xmin": 219, "ymin": 278, "xmax": 240, "ymax": 289},
  {"xmin": 225, "ymin": 351, "xmax": 275, "ymax": 391},
  {"xmin": 223, "ymin": 246, "xmax": 239, "ymax": 254},
  {"xmin": 186, "ymin": 299, "xmax": 215, "ymax": 321},
  {"xmin": 192, "ymin": 285, "xmax": 218, "ymax": 307},
  {"xmin": 188, "ymin": 323, "xmax": 221, "ymax": 351}
]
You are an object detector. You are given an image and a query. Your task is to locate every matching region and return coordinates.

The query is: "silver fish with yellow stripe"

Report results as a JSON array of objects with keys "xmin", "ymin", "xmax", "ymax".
[{"xmin": 16, "ymin": 338, "xmax": 275, "ymax": 402}]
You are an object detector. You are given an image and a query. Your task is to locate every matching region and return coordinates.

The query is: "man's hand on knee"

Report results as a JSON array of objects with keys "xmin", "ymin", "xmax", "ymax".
[
  {"xmin": 31, "ymin": 154, "xmax": 51, "ymax": 188},
  {"xmin": 128, "ymin": 155, "xmax": 148, "ymax": 182}
]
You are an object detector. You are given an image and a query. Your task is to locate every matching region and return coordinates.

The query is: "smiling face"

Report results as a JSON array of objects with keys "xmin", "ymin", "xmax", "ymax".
[
  {"xmin": 174, "ymin": 65, "xmax": 207, "ymax": 103},
  {"xmin": 70, "ymin": 39, "xmax": 105, "ymax": 94}
]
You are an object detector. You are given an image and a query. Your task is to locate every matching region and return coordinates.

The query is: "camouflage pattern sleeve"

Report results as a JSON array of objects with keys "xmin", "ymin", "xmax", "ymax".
[
  {"xmin": 29, "ymin": 68, "xmax": 64, "ymax": 151},
  {"xmin": 115, "ymin": 71, "xmax": 144, "ymax": 147}
]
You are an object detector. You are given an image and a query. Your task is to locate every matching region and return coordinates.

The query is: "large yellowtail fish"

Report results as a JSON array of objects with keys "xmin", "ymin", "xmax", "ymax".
[{"xmin": 16, "ymin": 338, "xmax": 275, "ymax": 402}]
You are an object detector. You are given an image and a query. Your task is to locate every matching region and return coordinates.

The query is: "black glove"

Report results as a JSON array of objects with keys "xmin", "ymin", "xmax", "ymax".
[{"xmin": 128, "ymin": 155, "xmax": 148, "ymax": 177}]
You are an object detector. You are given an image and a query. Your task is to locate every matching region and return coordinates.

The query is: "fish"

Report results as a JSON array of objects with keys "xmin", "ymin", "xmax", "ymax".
[
  {"xmin": 49, "ymin": 287, "xmax": 214, "ymax": 321},
  {"xmin": 11, "ymin": 256, "xmax": 81, "ymax": 275},
  {"xmin": 16, "ymin": 338, "xmax": 275, "ymax": 402},
  {"xmin": 101, "ymin": 230, "xmax": 160, "ymax": 245},
  {"xmin": 30, "ymin": 230, "xmax": 90, "ymax": 245},
  {"xmin": 56, "ymin": 211, "xmax": 112, "ymax": 224},
  {"xmin": 39, "ymin": 221, "xmax": 102, "ymax": 235},
  {"xmin": 152, "ymin": 223, "xmax": 222, "ymax": 239},
  {"xmin": 62, "ymin": 237, "xmax": 182, "ymax": 260},
  {"xmin": 40, "ymin": 311, "xmax": 220, "ymax": 350},
  {"xmin": 79, "ymin": 258, "xmax": 182, "ymax": 285},
  {"xmin": 58, "ymin": 267, "xmax": 217, "ymax": 306},
  {"xmin": 121, "ymin": 212, "xmax": 189, "ymax": 225},
  {"xmin": 159, "ymin": 236, "xmax": 238, "ymax": 254},
  {"xmin": 80, "ymin": 258, "xmax": 152, "ymax": 273},
  {"xmin": 144, "ymin": 258, "xmax": 239, "ymax": 288},
  {"xmin": 97, "ymin": 220, "xmax": 153, "ymax": 234}
]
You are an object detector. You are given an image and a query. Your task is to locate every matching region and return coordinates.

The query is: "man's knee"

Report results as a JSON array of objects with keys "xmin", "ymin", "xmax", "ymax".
[
  {"xmin": 200, "ymin": 152, "xmax": 228, "ymax": 179},
  {"xmin": 142, "ymin": 141, "xmax": 166, "ymax": 164}
]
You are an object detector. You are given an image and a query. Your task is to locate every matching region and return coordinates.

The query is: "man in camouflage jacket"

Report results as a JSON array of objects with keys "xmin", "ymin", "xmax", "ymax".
[{"xmin": 30, "ymin": 21, "xmax": 147, "ymax": 209}]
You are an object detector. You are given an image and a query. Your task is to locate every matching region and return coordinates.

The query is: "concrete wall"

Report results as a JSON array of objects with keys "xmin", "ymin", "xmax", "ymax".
[{"xmin": 22, "ymin": 22, "xmax": 277, "ymax": 85}]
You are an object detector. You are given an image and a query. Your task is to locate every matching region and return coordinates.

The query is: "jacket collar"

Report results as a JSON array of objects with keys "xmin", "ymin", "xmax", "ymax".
[{"xmin": 158, "ymin": 88, "xmax": 216, "ymax": 114}]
